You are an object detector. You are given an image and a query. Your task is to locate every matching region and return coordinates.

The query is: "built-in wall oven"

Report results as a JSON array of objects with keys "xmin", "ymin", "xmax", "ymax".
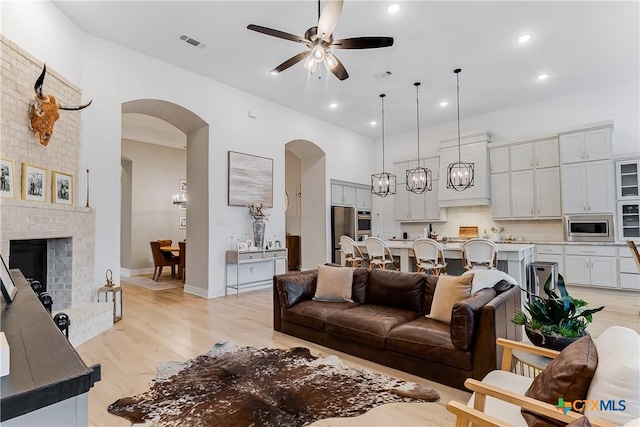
[
  {"xmin": 564, "ymin": 215, "xmax": 615, "ymax": 242},
  {"xmin": 356, "ymin": 210, "xmax": 371, "ymax": 240}
]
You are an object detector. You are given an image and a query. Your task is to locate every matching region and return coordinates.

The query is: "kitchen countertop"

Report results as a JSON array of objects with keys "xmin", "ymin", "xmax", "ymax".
[{"xmin": 389, "ymin": 238, "xmax": 633, "ymax": 247}]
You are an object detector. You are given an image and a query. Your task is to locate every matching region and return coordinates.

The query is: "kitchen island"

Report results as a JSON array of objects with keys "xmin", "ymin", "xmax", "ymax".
[{"xmin": 352, "ymin": 240, "xmax": 535, "ymax": 285}]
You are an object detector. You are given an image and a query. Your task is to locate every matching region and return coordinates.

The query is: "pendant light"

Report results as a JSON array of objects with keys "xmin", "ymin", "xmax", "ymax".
[
  {"xmin": 371, "ymin": 94, "xmax": 396, "ymax": 197},
  {"xmin": 447, "ymin": 68, "xmax": 474, "ymax": 191},
  {"xmin": 406, "ymin": 82, "xmax": 432, "ymax": 194}
]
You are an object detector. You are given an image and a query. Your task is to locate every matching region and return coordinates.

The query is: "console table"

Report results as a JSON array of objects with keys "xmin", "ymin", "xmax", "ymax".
[
  {"xmin": 225, "ymin": 249, "xmax": 287, "ymax": 298},
  {"xmin": 1, "ymin": 270, "xmax": 99, "ymax": 426}
]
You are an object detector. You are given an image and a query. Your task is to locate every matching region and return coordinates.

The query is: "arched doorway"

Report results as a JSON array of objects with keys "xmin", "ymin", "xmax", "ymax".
[
  {"xmin": 120, "ymin": 99, "xmax": 210, "ymax": 295},
  {"xmin": 285, "ymin": 140, "xmax": 327, "ymax": 270}
]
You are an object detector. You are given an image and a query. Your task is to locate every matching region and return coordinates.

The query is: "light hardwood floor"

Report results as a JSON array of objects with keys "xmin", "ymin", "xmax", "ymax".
[{"xmin": 77, "ymin": 282, "xmax": 640, "ymax": 427}]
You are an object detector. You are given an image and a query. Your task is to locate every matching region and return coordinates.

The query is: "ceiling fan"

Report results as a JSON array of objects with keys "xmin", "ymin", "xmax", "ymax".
[{"xmin": 247, "ymin": 0, "xmax": 394, "ymax": 81}]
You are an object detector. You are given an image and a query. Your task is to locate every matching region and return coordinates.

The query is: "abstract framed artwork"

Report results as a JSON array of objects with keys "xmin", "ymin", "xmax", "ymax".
[
  {"xmin": 52, "ymin": 170, "xmax": 73, "ymax": 205},
  {"xmin": 22, "ymin": 163, "xmax": 46, "ymax": 202},
  {"xmin": 0, "ymin": 158, "xmax": 15, "ymax": 198},
  {"xmin": 228, "ymin": 151, "xmax": 273, "ymax": 207}
]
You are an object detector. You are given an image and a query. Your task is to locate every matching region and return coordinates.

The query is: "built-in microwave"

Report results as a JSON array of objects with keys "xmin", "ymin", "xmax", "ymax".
[{"xmin": 564, "ymin": 215, "xmax": 614, "ymax": 242}]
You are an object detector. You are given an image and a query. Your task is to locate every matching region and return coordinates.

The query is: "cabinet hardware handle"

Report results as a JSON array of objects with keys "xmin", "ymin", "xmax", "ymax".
[
  {"xmin": 530, "ymin": 159, "xmax": 533, "ymax": 167},
  {"xmin": 531, "ymin": 208, "xmax": 534, "ymax": 215},
  {"xmin": 538, "ymin": 208, "xmax": 540, "ymax": 215},
  {"xmin": 537, "ymin": 160, "xmax": 539, "ymax": 167},
  {"xmin": 586, "ymin": 151, "xmax": 590, "ymax": 159}
]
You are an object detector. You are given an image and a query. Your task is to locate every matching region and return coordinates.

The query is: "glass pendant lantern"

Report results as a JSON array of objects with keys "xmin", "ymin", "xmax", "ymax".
[
  {"xmin": 371, "ymin": 94, "xmax": 396, "ymax": 197},
  {"xmin": 406, "ymin": 82, "xmax": 432, "ymax": 194},
  {"xmin": 447, "ymin": 68, "xmax": 474, "ymax": 191}
]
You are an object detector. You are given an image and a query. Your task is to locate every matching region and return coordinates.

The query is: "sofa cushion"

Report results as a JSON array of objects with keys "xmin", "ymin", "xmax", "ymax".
[
  {"xmin": 427, "ymin": 274, "xmax": 474, "ymax": 324},
  {"xmin": 277, "ymin": 271, "xmax": 317, "ymax": 308},
  {"xmin": 282, "ymin": 300, "xmax": 359, "ymax": 331},
  {"xmin": 313, "ymin": 264, "xmax": 354, "ymax": 302},
  {"xmin": 325, "ymin": 305, "xmax": 419, "ymax": 349},
  {"xmin": 387, "ymin": 316, "xmax": 472, "ymax": 370},
  {"xmin": 450, "ymin": 287, "xmax": 497, "ymax": 350},
  {"xmin": 422, "ymin": 274, "xmax": 438, "ymax": 315},
  {"xmin": 351, "ymin": 268, "xmax": 369, "ymax": 304},
  {"xmin": 462, "ymin": 269, "xmax": 517, "ymax": 295},
  {"xmin": 522, "ymin": 334, "xmax": 598, "ymax": 427},
  {"xmin": 365, "ymin": 269, "xmax": 425, "ymax": 313},
  {"xmin": 584, "ymin": 326, "xmax": 640, "ymax": 426}
]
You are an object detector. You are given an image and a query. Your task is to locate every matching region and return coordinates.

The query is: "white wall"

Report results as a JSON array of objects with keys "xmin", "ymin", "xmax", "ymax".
[
  {"xmin": 285, "ymin": 150, "xmax": 302, "ymax": 236},
  {"xmin": 2, "ymin": 1, "xmax": 375, "ymax": 297},
  {"xmin": 373, "ymin": 79, "xmax": 640, "ymax": 241}
]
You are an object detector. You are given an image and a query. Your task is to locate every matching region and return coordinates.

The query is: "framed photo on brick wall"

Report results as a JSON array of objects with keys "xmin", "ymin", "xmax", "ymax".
[
  {"xmin": 52, "ymin": 170, "xmax": 73, "ymax": 205},
  {"xmin": 22, "ymin": 163, "xmax": 46, "ymax": 202},
  {"xmin": 0, "ymin": 158, "xmax": 15, "ymax": 199}
]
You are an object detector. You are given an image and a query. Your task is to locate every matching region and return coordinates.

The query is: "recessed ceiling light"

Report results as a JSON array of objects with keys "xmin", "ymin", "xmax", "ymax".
[
  {"xmin": 538, "ymin": 74, "xmax": 549, "ymax": 80},
  {"xmin": 518, "ymin": 34, "xmax": 531, "ymax": 43},
  {"xmin": 329, "ymin": 103, "xmax": 338, "ymax": 109},
  {"xmin": 387, "ymin": 4, "xmax": 400, "ymax": 13},
  {"xmin": 440, "ymin": 101, "xmax": 448, "ymax": 107},
  {"xmin": 370, "ymin": 121, "xmax": 377, "ymax": 126}
]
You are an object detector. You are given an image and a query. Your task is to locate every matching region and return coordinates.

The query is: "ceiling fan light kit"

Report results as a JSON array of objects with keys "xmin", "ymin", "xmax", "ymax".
[
  {"xmin": 247, "ymin": 0, "xmax": 393, "ymax": 81},
  {"xmin": 406, "ymin": 82, "xmax": 432, "ymax": 194},
  {"xmin": 371, "ymin": 94, "xmax": 397, "ymax": 197},
  {"xmin": 447, "ymin": 68, "xmax": 475, "ymax": 191}
]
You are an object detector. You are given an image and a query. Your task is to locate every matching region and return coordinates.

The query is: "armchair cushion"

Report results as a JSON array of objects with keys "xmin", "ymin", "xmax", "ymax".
[
  {"xmin": 522, "ymin": 334, "xmax": 598, "ymax": 427},
  {"xmin": 313, "ymin": 265, "xmax": 354, "ymax": 302},
  {"xmin": 584, "ymin": 326, "xmax": 640, "ymax": 426},
  {"xmin": 427, "ymin": 274, "xmax": 474, "ymax": 325},
  {"xmin": 365, "ymin": 269, "xmax": 425, "ymax": 313}
]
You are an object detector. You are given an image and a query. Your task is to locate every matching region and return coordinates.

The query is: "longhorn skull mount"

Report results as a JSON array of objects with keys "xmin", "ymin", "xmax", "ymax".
[{"xmin": 29, "ymin": 64, "xmax": 92, "ymax": 146}]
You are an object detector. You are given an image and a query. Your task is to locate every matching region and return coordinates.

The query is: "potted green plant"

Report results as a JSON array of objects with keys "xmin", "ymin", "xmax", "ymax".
[{"xmin": 512, "ymin": 273, "xmax": 604, "ymax": 350}]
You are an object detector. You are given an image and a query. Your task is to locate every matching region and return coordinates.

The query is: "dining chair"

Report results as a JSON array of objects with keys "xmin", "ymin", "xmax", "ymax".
[
  {"xmin": 365, "ymin": 237, "xmax": 397, "ymax": 270},
  {"xmin": 158, "ymin": 239, "xmax": 174, "ymax": 259},
  {"xmin": 339, "ymin": 235, "xmax": 366, "ymax": 268},
  {"xmin": 178, "ymin": 240, "xmax": 186, "ymax": 283},
  {"xmin": 412, "ymin": 238, "xmax": 447, "ymax": 275},
  {"xmin": 149, "ymin": 240, "xmax": 179, "ymax": 281},
  {"xmin": 461, "ymin": 238, "xmax": 498, "ymax": 271}
]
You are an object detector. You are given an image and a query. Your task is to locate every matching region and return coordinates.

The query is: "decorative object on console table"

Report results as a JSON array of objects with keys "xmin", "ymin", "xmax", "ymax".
[
  {"xmin": 97, "ymin": 269, "xmax": 122, "ymax": 322},
  {"xmin": 512, "ymin": 273, "xmax": 603, "ymax": 351},
  {"xmin": 51, "ymin": 170, "xmax": 72, "ymax": 205},
  {"xmin": 249, "ymin": 203, "xmax": 269, "ymax": 250},
  {"xmin": 228, "ymin": 151, "xmax": 273, "ymax": 207},
  {"xmin": 446, "ymin": 68, "xmax": 474, "ymax": 191}
]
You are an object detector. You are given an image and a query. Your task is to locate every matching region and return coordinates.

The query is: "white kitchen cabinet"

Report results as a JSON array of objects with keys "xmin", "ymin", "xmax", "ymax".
[
  {"xmin": 356, "ymin": 188, "xmax": 372, "ymax": 210},
  {"xmin": 424, "ymin": 156, "xmax": 440, "ymax": 181},
  {"xmin": 489, "ymin": 146, "xmax": 509, "ymax": 173},
  {"xmin": 438, "ymin": 139, "xmax": 491, "ymax": 207},
  {"xmin": 618, "ymin": 201, "xmax": 640, "ymax": 240},
  {"xmin": 395, "ymin": 184, "xmax": 428, "ymax": 222},
  {"xmin": 560, "ymin": 126, "xmax": 612, "ymax": 164},
  {"xmin": 561, "ymin": 160, "xmax": 614, "ymax": 214},
  {"xmin": 564, "ymin": 245, "xmax": 617, "ymax": 288},
  {"xmin": 536, "ymin": 139, "xmax": 560, "ymax": 168},
  {"xmin": 615, "ymin": 159, "xmax": 640, "ymax": 200},
  {"xmin": 510, "ymin": 144, "xmax": 534, "ymax": 171},
  {"xmin": 511, "ymin": 170, "xmax": 535, "ymax": 217},
  {"xmin": 425, "ymin": 183, "xmax": 445, "ymax": 221},
  {"xmin": 394, "ymin": 158, "xmax": 444, "ymax": 222},
  {"xmin": 619, "ymin": 245, "xmax": 640, "ymax": 290},
  {"xmin": 535, "ymin": 167, "xmax": 561, "ymax": 217},
  {"xmin": 491, "ymin": 173, "xmax": 511, "ymax": 218},
  {"xmin": 331, "ymin": 184, "xmax": 356, "ymax": 206}
]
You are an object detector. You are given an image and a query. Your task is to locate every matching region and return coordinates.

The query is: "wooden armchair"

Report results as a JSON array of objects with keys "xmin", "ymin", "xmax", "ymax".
[
  {"xmin": 149, "ymin": 240, "xmax": 179, "ymax": 281},
  {"xmin": 446, "ymin": 330, "xmax": 639, "ymax": 427}
]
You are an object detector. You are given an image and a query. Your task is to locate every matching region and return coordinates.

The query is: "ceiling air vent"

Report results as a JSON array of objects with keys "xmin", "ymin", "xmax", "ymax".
[{"xmin": 179, "ymin": 35, "xmax": 206, "ymax": 49}]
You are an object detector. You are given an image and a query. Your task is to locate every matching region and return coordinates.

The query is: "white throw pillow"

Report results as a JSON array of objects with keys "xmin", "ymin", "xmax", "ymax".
[
  {"xmin": 313, "ymin": 265, "xmax": 354, "ymax": 302},
  {"xmin": 584, "ymin": 326, "xmax": 640, "ymax": 425},
  {"xmin": 462, "ymin": 269, "xmax": 517, "ymax": 295}
]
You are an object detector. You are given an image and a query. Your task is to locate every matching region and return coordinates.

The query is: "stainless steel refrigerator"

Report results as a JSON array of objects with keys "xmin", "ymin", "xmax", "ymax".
[{"xmin": 331, "ymin": 206, "xmax": 356, "ymax": 263}]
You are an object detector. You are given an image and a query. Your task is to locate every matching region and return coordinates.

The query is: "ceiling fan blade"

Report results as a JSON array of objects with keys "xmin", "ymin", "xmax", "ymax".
[
  {"xmin": 329, "ymin": 54, "xmax": 349, "ymax": 81},
  {"xmin": 317, "ymin": 0, "xmax": 343, "ymax": 41},
  {"xmin": 247, "ymin": 24, "xmax": 310, "ymax": 45},
  {"xmin": 331, "ymin": 37, "xmax": 394, "ymax": 49},
  {"xmin": 271, "ymin": 51, "xmax": 311, "ymax": 74}
]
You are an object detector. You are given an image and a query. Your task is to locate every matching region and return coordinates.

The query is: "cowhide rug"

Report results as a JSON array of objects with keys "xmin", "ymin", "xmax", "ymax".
[{"xmin": 108, "ymin": 342, "xmax": 440, "ymax": 426}]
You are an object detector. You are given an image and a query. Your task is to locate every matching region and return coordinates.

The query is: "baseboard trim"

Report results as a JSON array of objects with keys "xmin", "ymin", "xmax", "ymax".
[{"xmin": 121, "ymin": 267, "xmax": 154, "ymax": 278}]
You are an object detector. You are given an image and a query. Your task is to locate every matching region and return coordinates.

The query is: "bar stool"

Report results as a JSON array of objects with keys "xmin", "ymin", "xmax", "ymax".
[
  {"xmin": 339, "ymin": 235, "xmax": 366, "ymax": 267},
  {"xmin": 461, "ymin": 238, "xmax": 498, "ymax": 271},
  {"xmin": 365, "ymin": 237, "xmax": 397, "ymax": 270},
  {"xmin": 412, "ymin": 238, "xmax": 447, "ymax": 275}
]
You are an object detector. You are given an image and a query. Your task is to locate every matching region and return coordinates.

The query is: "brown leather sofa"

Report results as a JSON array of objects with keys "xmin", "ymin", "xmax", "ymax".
[{"xmin": 273, "ymin": 268, "xmax": 522, "ymax": 390}]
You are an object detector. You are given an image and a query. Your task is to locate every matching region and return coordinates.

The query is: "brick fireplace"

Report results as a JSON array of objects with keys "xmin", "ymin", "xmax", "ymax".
[{"xmin": 1, "ymin": 36, "xmax": 112, "ymax": 346}]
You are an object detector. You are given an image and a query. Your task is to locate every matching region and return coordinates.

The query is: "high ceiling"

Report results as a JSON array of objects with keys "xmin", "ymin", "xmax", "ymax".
[{"xmin": 53, "ymin": 1, "xmax": 639, "ymax": 139}]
